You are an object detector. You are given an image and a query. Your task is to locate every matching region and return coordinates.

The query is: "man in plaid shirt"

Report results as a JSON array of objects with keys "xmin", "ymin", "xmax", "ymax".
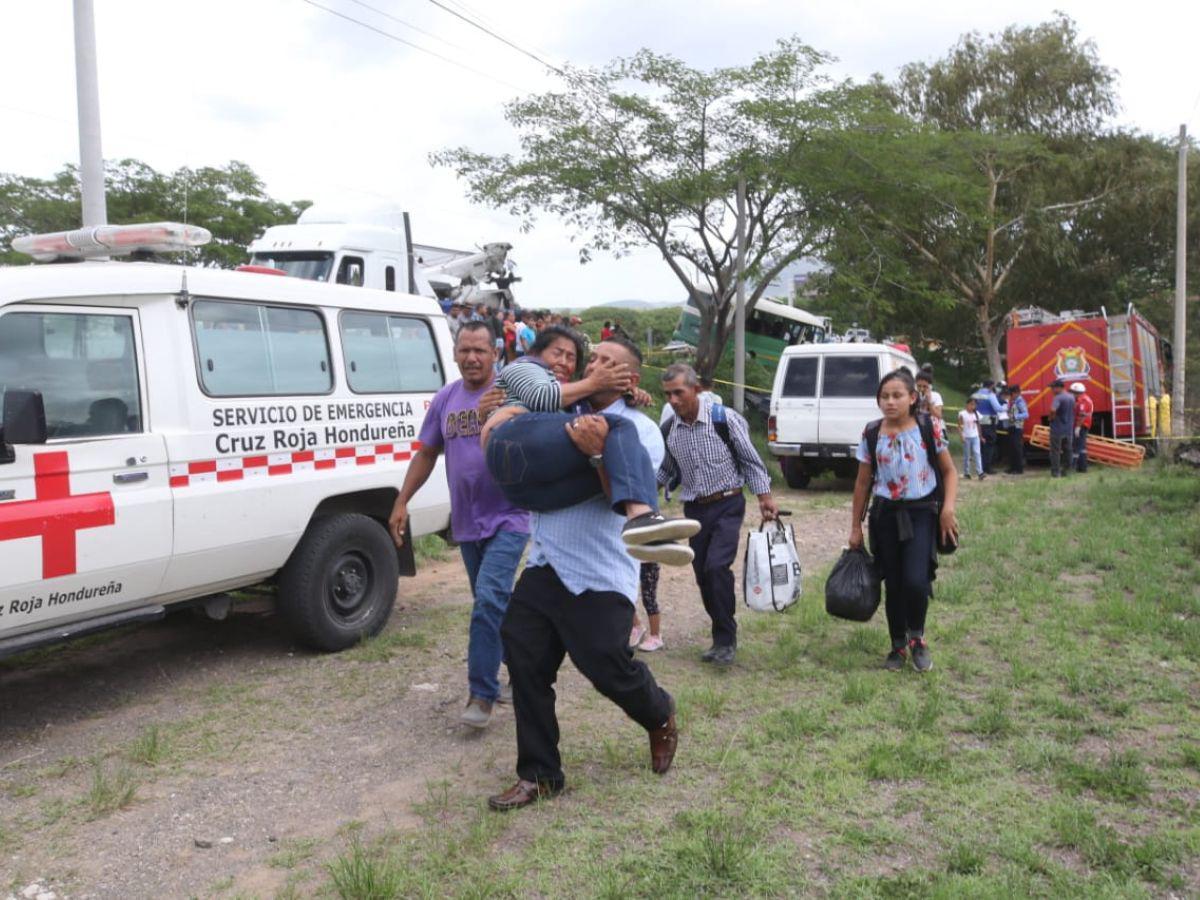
[{"xmin": 657, "ymin": 364, "xmax": 779, "ymax": 665}]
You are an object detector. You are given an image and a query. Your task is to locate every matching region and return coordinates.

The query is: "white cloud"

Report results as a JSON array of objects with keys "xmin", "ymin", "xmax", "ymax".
[{"xmin": 2, "ymin": 0, "xmax": 1197, "ymax": 308}]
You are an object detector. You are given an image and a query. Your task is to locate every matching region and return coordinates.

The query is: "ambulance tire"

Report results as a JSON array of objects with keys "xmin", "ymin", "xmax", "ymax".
[
  {"xmin": 782, "ymin": 457, "xmax": 811, "ymax": 489},
  {"xmin": 279, "ymin": 513, "xmax": 399, "ymax": 652}
]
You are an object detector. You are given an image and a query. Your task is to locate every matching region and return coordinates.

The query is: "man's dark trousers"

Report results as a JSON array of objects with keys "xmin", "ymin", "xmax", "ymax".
[
  {"xmin": 981, "ymin": 422, "xmax": 998, "ymax": 473},
  {"xmin": 500, "ymin": 565, "xmax": 673, "ymax": 787},
  {"xmin": 1007, "ymin": 425, "xmax": 1025, "ymax": 474},
  {"xmin": 683, "ymin": 492, "xmax": 745, "ymax": 648}
]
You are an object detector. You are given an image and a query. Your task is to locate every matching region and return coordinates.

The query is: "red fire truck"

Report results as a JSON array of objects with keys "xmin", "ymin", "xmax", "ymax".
[{"xmin": 1005, "ymin": 304, "xmax": 1170, "ymax": 442}]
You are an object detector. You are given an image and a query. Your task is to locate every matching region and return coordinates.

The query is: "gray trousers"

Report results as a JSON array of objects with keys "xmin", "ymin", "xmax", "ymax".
[{"xmin": 1049, "ymin": 432, "xmax": 1072, "ymax": 476}]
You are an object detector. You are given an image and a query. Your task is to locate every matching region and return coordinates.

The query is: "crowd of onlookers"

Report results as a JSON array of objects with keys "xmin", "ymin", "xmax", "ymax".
[{"xmin": 439, "ymin": 302, "xmax": 631, "ymax": 373}]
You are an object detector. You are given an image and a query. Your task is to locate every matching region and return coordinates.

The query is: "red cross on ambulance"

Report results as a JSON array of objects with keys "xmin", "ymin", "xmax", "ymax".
[{"xmin": 0, "ymin": 451, "xmax": 115, "ymax": 579}]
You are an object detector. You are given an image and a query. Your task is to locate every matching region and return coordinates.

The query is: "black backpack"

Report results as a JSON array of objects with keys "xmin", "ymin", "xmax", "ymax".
[{"xmin": 661, "ymin": 403, "xmax": 742, "ymax": 493}]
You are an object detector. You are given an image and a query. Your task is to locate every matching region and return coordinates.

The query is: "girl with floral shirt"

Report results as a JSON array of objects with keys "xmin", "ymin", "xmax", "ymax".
[{"xmin": 848, "ymin": 369, "xmax": 958, "ymax": 673}]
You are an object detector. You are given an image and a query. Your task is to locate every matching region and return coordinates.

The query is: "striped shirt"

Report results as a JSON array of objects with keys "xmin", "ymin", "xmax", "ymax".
[
  {"xmin": 495, "ymin": 357, "xmax": 561, "ymax": 412},
  {"xmin": 525, "ymin": 397, "xmax": 655, "ymax": 602},
  {"xmin": 656, "ymin": 398, "xmax": 772, "ymax": 500}
]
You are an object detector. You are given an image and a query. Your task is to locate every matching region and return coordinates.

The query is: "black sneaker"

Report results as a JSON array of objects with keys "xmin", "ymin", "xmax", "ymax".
[
  {"xmin": 622, "ymin": 513, "xmax": 701, "ymax": 546},
  {"xmin": 700, "ymin": 645, "xmax": 720, "ymax": 663},
  {"xmin": 710, "ymin": 645, "xmax": 736, "ymax": 667},
  {"xmin": 884, "ymin": 647, "xmax": 907, "ymax": 671},
  {"xmin": 909, "ymin": 638, "xmax": 932, "ymax": 673},
  {"xmin": 963, "ymin": 473, "xmax": 971, "ymax": 480},
  {"xmin": 978, "ymin": 473, "xmax": 987, "ymax": 481}
]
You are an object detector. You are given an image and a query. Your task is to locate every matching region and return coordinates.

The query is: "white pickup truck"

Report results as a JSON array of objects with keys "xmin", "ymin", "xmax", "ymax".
[{"xmin": 767, "ymin": 342, "xmax": 916, "ymax": 488}]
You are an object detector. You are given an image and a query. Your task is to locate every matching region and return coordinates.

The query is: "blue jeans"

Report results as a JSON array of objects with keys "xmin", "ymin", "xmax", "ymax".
[
  {"xmin": 962, "ymin": 435, "xmax": 982, "ymax": 476},
  {"xmin": 486, "ymin": 412, "xmax": 658, "ymax": 514},
  {"xmin": 459, "ymin": 529, "xmax": 529, "ymax": 703}
]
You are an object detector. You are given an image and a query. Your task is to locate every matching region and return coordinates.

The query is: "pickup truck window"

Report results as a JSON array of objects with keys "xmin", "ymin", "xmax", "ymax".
[
  {"xmin": 820, "ymin": 355, "xmax": 879, "ymax": 398},
  {"xmin": 340, "ymin": 311, "xmax": 444, "ymax": 394},
  {"xmin": 781, "ymin": 357, "xmax": 818, "ymax": 397},
  {"xmin": 193, "ymin": 300, "xmax": 333, "ymax": 397},
  {"xmin": 0, "ymin": 311, "xmax": 142, "ymax": 437}
]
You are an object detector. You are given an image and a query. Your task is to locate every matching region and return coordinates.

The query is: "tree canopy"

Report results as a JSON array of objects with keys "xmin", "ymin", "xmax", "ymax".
[
  {"xmin": 815, "ymin": 14, "xmax": 1134, "ymax": 379},
  {"xmin": 0, "ymin": 159, "xmax": 308, "ymax": 268},
  {"xmin": 433, "ymin": 39, "xmax": 849, "ymax": 379}
]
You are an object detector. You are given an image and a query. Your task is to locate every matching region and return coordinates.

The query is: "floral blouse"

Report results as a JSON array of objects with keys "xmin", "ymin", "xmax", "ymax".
[{"xmin": 855, "ymin": 419, "xmax": 949, "ymax": 501}]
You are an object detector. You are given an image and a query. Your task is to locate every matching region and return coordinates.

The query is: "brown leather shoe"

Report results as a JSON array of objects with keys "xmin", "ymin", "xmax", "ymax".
[
  {"xmin": 487, "ymin": 779, "xmax": 563, "ymax": 812},
  {"xmin": 649, "ymin": 714, "xmax": 678, "ymax": 775}
]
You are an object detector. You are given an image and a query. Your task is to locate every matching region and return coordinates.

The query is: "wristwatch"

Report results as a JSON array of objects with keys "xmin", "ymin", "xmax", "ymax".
[{"xmin": 588, "ymin": 454, "xmax": 604, "ymax": 469}]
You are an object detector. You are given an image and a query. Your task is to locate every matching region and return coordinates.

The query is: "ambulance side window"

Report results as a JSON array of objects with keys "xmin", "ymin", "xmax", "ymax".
[
  {"xmin": 192, "ymin": 300, "xmax": 333, "ymax": 397},
  {"xmin": 0, "ymin": 311, "xmax": 142, "ymax": 438},
  {"xmin": 340, "ymin": 312, "xmax": 444, "ymax": 394}
]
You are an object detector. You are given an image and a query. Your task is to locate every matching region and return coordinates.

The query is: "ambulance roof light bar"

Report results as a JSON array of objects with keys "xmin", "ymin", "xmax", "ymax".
[{"xmin": 11, "ymin": 222, "xmax": 212, "ymax": 262}]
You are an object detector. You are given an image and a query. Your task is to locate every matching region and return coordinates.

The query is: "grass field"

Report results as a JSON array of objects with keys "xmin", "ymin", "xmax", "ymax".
[{"xmin": 310, "ymin": 463, "xmax": 1200, "ymax": 898}]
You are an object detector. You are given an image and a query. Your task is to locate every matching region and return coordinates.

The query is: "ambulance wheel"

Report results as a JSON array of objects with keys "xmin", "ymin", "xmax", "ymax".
[
  {"xmin": 782, "ymin": 457, "xmax": 811, "ymax": 489},
  {"xmin": 279, "ymin": 513, "xmax": 399, "ymax": 652}
]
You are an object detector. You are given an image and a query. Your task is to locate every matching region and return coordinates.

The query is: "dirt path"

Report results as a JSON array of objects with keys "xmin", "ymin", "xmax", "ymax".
[{"xmin": 0, "ymin": 491, "xmax": 851, "ymax": 899}]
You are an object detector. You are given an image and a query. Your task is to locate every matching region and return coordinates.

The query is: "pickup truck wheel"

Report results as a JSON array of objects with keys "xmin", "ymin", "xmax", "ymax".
[
  {"xmin": 782, "ymin": 457, "xmax": 811, "ymax": 489},
  {"xmin": 278, "ymin": 513, "xmax": 399, "ymax": 652}
]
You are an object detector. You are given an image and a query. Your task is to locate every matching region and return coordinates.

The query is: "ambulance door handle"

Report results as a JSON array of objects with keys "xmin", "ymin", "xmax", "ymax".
[{"xmin": 113, "ymin": 471, "xmax": 149, "ymax": 484}]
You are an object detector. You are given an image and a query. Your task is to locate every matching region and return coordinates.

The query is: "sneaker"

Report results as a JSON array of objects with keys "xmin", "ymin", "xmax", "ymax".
[
  {"xmin": 638, "ymin": 634, "xmax": 665, "ymax": 652},
  {"xmin": 700, "ymin": 645, "xmax": 720, "ymax": 663},
  {"xmin": 460, "ymin": 696, "xmax": 494, "ymax": 728},
  {"xmin": 978, "ymin": 473, "xmax": 987, "ymax": 481},
  {"xmin": 628, "ymin": 541, "xmax": 694, "ymax": 566},
  {"xmin": 884, "ymin": 647, "xmax": 907, "ymax": 671},
  {"xmin": 497, "ymin": 680, "xmax": 513, "ymax": 705},
  {"xmin": 963, "ymin": 473, "xmax": 971, "ymax": 480},
  {"xmin": 908, "ymin": 638, "xmax": 932, "ymax": 673},
  {"xmin": 629, "ymin": 624, "xmax": 646, "ymax": 649},
  {"xmin": 622, "ymin": 513, "xmax": 701, "ymax": 546}
]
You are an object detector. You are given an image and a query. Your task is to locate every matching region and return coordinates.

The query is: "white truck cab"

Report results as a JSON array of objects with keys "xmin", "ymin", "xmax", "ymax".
[
  {"xmin": 0, "ymin": 223, "xmax": 452, "ymax": 658},
  {"xmin": 247, "ymin": 206, "xmax": 519, "ymax": 310},
  {"xmin": 767, "ymin": 342, "xmax": 916, "ymax": 488}
]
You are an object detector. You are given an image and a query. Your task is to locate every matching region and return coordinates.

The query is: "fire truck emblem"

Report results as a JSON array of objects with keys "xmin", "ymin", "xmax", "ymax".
[{"xmin": 1053, "ymin": 347, "xmax": 1090, "ymax": 379}]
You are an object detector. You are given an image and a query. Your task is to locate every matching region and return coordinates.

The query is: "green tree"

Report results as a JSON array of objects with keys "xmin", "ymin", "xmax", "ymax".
[
  {"xmin": 820, "ymin": 15, "xmax": 1125, "ymax": 379},
  {"xmin": 0, "ymin": 159, "xmax": 309, "ymax": 267},
  {"xmin": 433, "ymin": 39, "xmax": 847, "ymax": 381}
]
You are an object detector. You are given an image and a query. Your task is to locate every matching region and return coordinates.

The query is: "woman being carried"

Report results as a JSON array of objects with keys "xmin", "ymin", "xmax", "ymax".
[{"xmin": 481, "ymin": 326, "xmax": 699, "ymax": 565}]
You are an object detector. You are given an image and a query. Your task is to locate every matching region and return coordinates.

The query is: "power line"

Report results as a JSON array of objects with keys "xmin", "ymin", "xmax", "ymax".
[
  {"xmin": 441, "ymin": 0, "xmax": 560, "ymax": 63},
  {"xmin": 298, "ymin": 0, "xmax": 530, "ymax": 93},
  {"xmin": 342, "ymin": 0, "xmax": 461, "ymax": 51},
  {"xmin": 423, "ymin": 0, "xmax": 564, "ymax": 75}
]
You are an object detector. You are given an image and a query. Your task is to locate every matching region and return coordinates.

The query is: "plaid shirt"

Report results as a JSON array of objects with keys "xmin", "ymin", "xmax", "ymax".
[{"xmin": 656, "ymin": 399, "xmax": 772, "ymax": 500}]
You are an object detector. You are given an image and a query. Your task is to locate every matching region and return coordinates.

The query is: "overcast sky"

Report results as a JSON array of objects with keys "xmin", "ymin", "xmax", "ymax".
[{"xmin": 2, "ymin": 0, "xmax": 1197, "ymax": 307}]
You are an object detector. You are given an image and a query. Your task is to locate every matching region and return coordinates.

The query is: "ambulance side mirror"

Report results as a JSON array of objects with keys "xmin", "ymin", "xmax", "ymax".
[{"xmin": 2, "ymin": 390, "xmax": 48, "ymax": 459}]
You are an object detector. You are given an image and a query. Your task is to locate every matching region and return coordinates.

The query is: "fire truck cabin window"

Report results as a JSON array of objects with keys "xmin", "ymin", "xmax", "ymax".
[
  {"xmin": 339, "ymin": 311, "xmax": 445, "ymax": 394},
  {"xmin": 781, "ymin": 356, "xmax": 818, "ymax": 398},
  {"xmin": 820, "ymin": 356, "xmax": 880, "ymax": 398},
  {"xmin": 0, "ymin": 311, "xmax": 142, "ymax": 438},
  {"xmin": 192, "ymin": 300, "xmax": 332, "ymax": 397}
]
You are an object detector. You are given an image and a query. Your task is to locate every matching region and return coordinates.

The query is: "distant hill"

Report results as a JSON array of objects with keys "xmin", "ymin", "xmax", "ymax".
[{"xmin": 587, "ymin": 298, "xmax": 681, "ymax": 310}]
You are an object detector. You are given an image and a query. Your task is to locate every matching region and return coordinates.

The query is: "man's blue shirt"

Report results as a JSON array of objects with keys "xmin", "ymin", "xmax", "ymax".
[{"xmin": 525, "ymin": 397, "xmax": 660, "ymax": 603}]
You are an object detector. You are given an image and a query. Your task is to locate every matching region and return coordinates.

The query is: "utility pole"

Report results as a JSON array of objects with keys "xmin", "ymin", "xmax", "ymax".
[
  {"xmin": 733, "ymin": 175, "xmax": 747, "ymax": 414},
  {"xmin": 73, "ymin": 0, "xmax": 107, "ymax": 227},
  {"xmin": 1173, "ymin": 124, "xmax": 1187, "ymax": 436}
]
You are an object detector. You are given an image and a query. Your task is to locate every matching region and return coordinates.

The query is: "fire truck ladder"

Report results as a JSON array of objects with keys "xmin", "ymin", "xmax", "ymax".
[{"xmin": 1106, "ymin": 316, "xmax": 1137, "ymax": 442}]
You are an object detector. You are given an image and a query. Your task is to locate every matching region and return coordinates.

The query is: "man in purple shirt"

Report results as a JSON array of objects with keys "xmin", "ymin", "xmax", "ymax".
[{"xmin": 389, "ymin": 321, "xmax": 530, "ymax": 729}]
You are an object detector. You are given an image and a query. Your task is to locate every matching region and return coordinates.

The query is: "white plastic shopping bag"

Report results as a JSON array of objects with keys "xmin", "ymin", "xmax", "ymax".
[{"xmin": 742, "ymin": 517, "xmax": 802, "ymax": 612}]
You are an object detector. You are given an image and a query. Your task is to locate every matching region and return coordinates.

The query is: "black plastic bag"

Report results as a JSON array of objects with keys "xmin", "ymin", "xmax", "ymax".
[{"xmin": 824, "ymin": 548, "xmax": 882, "ymax": 622}]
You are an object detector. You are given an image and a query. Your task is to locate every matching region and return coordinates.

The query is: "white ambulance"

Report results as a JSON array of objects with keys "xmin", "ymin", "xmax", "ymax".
[{"xmin": 0, "ymin": 223, "xmax": 452, "ymax": 658}]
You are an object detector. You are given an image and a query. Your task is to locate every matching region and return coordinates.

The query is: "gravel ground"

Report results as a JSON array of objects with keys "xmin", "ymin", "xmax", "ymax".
[{"xmin": 0, "ymin": 492, "xmax": 851, "ymax": 899}]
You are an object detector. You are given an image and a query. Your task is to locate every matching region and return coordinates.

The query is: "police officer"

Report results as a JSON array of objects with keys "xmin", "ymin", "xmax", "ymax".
[{"xmin": 970, "ymin": 380, "xmax": 1003, "ymax": 474}]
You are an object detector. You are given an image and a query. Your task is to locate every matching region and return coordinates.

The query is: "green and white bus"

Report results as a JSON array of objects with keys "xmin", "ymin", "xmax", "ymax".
[{"xmin": 668, "ymin": 295, "xmax": 832, "ymax": 365}]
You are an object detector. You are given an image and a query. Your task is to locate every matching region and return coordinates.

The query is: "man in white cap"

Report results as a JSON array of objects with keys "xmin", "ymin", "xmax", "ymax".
[{"xmin": 1070, "ymin": 382, "xmax": 1094, "ymax": 472}]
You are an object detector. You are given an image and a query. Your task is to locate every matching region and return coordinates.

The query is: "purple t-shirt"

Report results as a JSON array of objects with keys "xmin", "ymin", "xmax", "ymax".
[{"xmin": 419, "ymin": 379, "xmax": 530, "ymax": 542}]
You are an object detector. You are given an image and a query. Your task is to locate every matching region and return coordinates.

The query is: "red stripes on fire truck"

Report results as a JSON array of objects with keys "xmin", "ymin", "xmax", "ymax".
[{"xmin": 168, "ymin": 442, "xmax": 423, "ymax": 489}]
